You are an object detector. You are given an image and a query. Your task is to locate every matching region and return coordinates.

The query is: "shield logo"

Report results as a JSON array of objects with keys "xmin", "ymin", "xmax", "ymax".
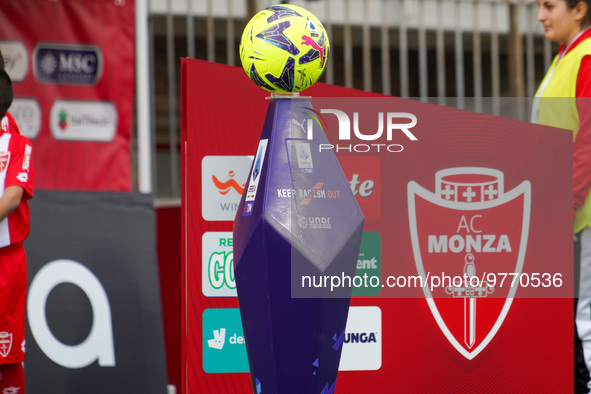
[
  {"xmin": 408, "ymin": 167, "xmax": 531, "ymax": 359},
  {"xmin": 0, "ymin": 152, "xmax": 10, "ymax": 173},
  {"xmin": 0, "ymin": 331, "xmax": 13, "ymax": 358}
]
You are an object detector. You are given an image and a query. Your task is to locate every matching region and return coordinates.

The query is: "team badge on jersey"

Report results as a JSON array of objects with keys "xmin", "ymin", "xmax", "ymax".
[
  {"xmin": 0, "ymin": 116, "xmax": 8, "ymax": 133},
  {"xmin": 408, "ymin": 167, "xmax": 531, "ymax": 359},
  {"xmin": 0, "ymin": 152, "xmax": 10, "ymax": 173},
  {"xmin": 0, "ymin": 331, "xmax": 13, "ymax": 357}
]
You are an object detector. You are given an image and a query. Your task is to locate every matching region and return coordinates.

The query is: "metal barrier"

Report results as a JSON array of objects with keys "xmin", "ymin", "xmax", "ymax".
[{"xmin": 148, "ymin": 0, "xmax": 556, "ymax": 198}]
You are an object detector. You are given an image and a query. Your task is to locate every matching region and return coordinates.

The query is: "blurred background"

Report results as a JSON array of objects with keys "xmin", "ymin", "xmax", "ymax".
[
  {"xmin": 0, "ymin": 1, "xmax": 560, "ymax": 393},
  {"xmin": 150, "ymin": 0, "xmax": 554, "ymax": 199}
]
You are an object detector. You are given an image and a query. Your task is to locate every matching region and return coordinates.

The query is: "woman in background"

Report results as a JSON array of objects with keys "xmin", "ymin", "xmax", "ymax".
[{"xmin": 534, "ymin": 0, "xmax": 591, "ymax": 391}]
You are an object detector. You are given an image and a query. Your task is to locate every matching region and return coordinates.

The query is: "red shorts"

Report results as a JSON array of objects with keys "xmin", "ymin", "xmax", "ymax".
[{"xmin": 0, "ymin": 243, "xmax": 26, "ymax": 364}]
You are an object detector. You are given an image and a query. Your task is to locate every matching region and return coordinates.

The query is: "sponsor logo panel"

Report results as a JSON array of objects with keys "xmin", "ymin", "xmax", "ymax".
[
  {"xmin": 0, "ymin": 41, "xmax": 28, "ymax": 82},
  {"xmin": 202, "ymin": 307, "xmax": 381, "ymax": 373},
  {"xmin": 202, "ymin": 155, "xmax": 252, "ymax": 221},
  {"xmin": 353, "ymin": 232, "xmax": 381, "ymax": 296},
  {"xmin": 50, "ymin": 100, "xmax": 117, "ymax": 142},
  {"xmin": 295, "ymin": 141, "xmax": 313, "ymax": 174},
  {"xmin": 202, "ymin": 232, "xmax": 236, "ymax": 297},
  {"xmin": 33, "ymin": 43, "xmax": 102, "ymax": 85},
  {"xmin": 202, "ymin": 308, "xmax": 249, "ymax": 373},
  {"xmin": 243, "ymin": 140, "xmax": 268, "ymax": 216},
  {"xmin": 339, "ymin": 156, "xmax": 381, "ymax": 220},
  {"xmin": 10, "ymin": 98, "xmax": 41, "ymax": 139}
]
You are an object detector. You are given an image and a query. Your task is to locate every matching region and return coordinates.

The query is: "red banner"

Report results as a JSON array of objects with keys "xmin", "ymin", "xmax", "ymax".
[
  {"xmin": 0, "ymin": 0, "xmax": 134, "ymax": 191},
  {"xmin": 182, "ymin": 59, "xmax": 573, "ymax": 393}
]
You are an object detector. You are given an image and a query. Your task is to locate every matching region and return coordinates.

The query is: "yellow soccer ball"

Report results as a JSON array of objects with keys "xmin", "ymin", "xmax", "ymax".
[{"xmin": 240, "ymin": 4, "xmax": 330, "ymax": 94}]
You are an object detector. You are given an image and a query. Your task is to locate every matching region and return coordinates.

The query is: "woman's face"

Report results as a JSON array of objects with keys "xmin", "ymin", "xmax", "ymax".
[{"xmin": 538, "ymin": 0, "xmax": 585, "ymax": 45}]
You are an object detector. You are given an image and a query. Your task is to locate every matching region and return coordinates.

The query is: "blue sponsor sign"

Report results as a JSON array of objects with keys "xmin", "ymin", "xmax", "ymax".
[{"xmin": 33, "ymin": 43, "xmax": 102, "ymax": 85}]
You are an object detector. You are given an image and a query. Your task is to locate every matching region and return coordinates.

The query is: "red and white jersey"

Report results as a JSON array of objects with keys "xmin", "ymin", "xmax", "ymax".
[{"xmin": 0, "ymin": 113, "xmax": 34, "ymax": 247}]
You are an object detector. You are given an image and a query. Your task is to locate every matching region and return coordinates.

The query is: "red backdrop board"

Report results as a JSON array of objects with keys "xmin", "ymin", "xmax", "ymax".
[
  {"xmin": 0, "ymin": 0, "xmax": 134, "ymax": 191},
  {"xmin": 182, "ymin": 59, "xmax": 573, "ymax": 393}
]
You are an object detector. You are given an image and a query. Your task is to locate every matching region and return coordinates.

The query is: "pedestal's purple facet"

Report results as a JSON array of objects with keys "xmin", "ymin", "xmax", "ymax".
[{"xmin": 233, "ymin": 98, "xmax": 364, "ymax": 394}]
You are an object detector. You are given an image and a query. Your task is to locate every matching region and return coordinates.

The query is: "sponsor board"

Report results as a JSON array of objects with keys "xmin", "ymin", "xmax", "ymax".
[
  {"xmin": 202, "ymin": 307, "xmax": 381, "ymax": 373},
  {"xmin": 353, "ymin": 232, "xmax": 381, "ymax": 296},
  {"xmin": 50, "ymin": 100, "xmax": 117, "ymax": 142},
  {"xmin": 202, "ymin": 155, "xmax": 253, "ymax": 221},
  {"xmin": 0, "ymin": 40, "xmax": 28, "ymax": 82},
  {"xmin": 33, "ymin": 43, "xmax": 102, "ymax": 85},
  {"xmin": 202, "ymin": 308, "xmax": 249, "ymax": 373},
  {"xmin": 339, "ymin": 156, "xmax": 381, "ymax": 220},
  {"xmin": 202, "ymin": 232, "xmax": 236, "ymax": 297},
  {"xmin": 10, "ymin": 98, "xmax": 41, "ymax": 139},
  {"xmin": 338, "ymin": 306, "xmax": 382, "ymax": 371}
]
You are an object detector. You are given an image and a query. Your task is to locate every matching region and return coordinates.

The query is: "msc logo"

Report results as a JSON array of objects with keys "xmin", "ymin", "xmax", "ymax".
[
  {"xmin": 33, "ymin": 43, "xmax": 102, "ymax": 85},
  {"xmin": 202, "ymin": 232, "xmax": 237, "ymax": 297}
]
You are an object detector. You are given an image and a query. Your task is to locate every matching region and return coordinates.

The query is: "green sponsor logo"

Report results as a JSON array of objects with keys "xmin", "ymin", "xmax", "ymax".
[
  {"xmin": 353, "ymin": 232, "xmax": 381, "ymax": 296},
  {"xmin": 202, "ymin": 308, "xmax": 249, "ymax": 373},
  {"xmin": 202, "ymin": 232, "xmax": 237, "ymax": 297}
]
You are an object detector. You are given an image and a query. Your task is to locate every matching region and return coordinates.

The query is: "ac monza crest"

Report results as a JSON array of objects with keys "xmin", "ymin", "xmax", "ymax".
[
  {"xmin": 0, "ymin": 152, "xmax": 10, "ymax": 173},
  {"xmin": 0, "ymin": 331, "xmax": 13, "ymax": 358},
  {"xmin": 407, "ymin": 167, "xmax": 531, "ymax": 359}
]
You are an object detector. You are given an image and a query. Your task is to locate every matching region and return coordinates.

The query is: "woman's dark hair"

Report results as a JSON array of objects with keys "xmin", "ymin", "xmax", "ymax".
[
  {"xmin": 0, "ymin": 70, "xmax": 13, "ymax": 119},
  {"xmin": 566, "ymin": 0, "xmax": 591, "ymax": 27}
]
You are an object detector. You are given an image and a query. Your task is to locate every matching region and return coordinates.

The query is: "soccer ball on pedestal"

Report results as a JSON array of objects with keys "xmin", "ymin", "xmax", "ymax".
[{"xmin": 239, "ymin": 4, "xmax": 330, "ymax": 94}]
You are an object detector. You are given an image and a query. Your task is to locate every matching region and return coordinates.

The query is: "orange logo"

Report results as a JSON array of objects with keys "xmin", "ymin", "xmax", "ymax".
[{"xmin": 212, "ymin": 171, "xmax": 245, "ymax": 195}]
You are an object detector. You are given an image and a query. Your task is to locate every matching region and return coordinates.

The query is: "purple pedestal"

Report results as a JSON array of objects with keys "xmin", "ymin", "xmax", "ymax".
[{"xmin": 233, "ymin": 98, "xmax": 364, "ymax": 393}]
